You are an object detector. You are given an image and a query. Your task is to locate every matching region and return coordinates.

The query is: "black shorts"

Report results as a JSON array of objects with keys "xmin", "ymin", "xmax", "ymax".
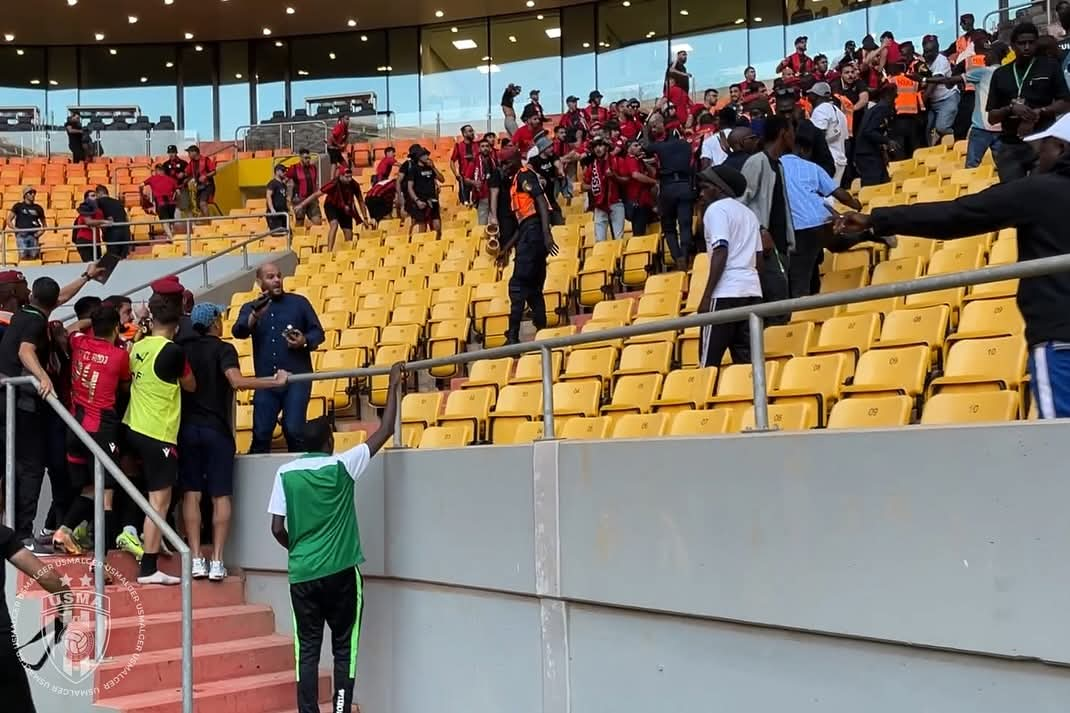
[
  {"xmin": 325, "ymin": 204, "xmax": 357, "ymax": 230},
  {"xmin": 178, "ymin": 424, "xmax": 236, "ymax": 497},
  {"xmin": 406, "ymin": 198, "xmax": 440, "ymax": 224},
  {"xmin": 266, "ymin": 214, "xmax": 289, "ymax": 232},
  {"xmin": 158, "ymin": 204, "xmax": 176, "ymax": 221},
  {"xmin": 124, "ymin": 429, "xmax": 179, "ymax": 492},
  {"xmin": 327, "ymin": 147, "xmax": 345, "ymax": 165},
  {"xmin": 293, "ymin": 199, "xmax": 322, "ymax": 223},
  {"xmin": 66, "ymin": 409, "xmax": 121, "ymax": 490}
]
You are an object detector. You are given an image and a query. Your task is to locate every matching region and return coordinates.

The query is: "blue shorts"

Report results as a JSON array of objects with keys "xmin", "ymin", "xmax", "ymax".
[
  {"xmin": 1028, "ymin": 341, "xmax": 1070, "ymax": 419},
  {"xmin": 178, "ymin": 423, "xmax": 236, "ymax": 497}
]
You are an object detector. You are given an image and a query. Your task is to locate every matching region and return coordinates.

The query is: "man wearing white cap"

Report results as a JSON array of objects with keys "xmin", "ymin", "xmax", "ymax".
[
  {"xmin": 807, "ymin": 82, "xmax": 849, "ymax": 185},
  {"xmin": 836, "ymin": 113, "xmax": 1070, "ymax": 418}
]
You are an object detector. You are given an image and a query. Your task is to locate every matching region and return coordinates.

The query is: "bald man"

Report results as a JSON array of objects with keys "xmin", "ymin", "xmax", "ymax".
[
  {"xmin": 724, "ymin": 127, "xmax": 760, "ymax": 171},
  {"xmin": 232, "ymin": 262, "xmax": 324, "ymax": 453}
]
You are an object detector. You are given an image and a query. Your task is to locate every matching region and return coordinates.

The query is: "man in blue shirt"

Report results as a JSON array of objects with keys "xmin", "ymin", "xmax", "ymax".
[{"xmin": 232, "ymin": 262, "xmax": 324, "ymax": 453}]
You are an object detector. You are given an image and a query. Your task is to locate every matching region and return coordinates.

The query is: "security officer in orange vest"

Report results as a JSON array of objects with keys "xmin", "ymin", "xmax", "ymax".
[
  {"xmin": 496, "ymin": 148, "xmax": 559, "ymax": 345},
  {"xmin": 889, "ymin": 61, "xmax": 926, "ymax": 159}
]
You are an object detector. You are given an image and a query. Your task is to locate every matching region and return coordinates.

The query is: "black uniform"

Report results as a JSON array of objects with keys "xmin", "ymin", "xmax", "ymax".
[
  {"xmin": 506, "ymin": 167, "xmax": 550, "ymax": 344},
  {"xmin": 853, "ymin": 102, "xmax": 894, "ymax": 186},
  {"xmin": 644, "ymin": 135, "xmax": 695, "ymax": 262}
]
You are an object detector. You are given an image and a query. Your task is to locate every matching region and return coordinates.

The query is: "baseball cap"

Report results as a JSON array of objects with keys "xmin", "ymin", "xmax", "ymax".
[
  {"xmin": 190, "ymin": 302, "xmax": 225, "ymax": 330},
  {"xmin": 21, "ymin": 185, "xmax": 36, "ymax": 197},
  {"xmin": 566, "ymin": 95, "xmax": 580, "ymax": 103},
  {"xmin": 807, "ymin": 81, "xmax": 832, "ymax": 98},
  {"xmin": 589, "ymin": 90, "xmax": 603, "ymax": 100},
  {"xmin": 167, "ymin": 144, "xmax": 178, "ymax": 153},
  {"xmin": 697, "ymin": 165, "xmax": 748, "ymax": 199},
  {"xmin": 526, "ymin": 145, "xmax": 541, "ymax": 161},
  {"xmin": 794, "ymin": 35, "xmax": 808, "ymax": 44},
  {"xmin": 150, "ymin": 274, "xmax": 185, "ymax": 295},
  {"xmin": 0, "ymin": 270, "xmax": 26, "ymax": 285},
  {"xmin": 532, "ymin": 133, "xmax": 553, "ymax": 155},
  {"xmin": 1025, "ymin": 112, "xmax": 1070, "ymax": 143}
]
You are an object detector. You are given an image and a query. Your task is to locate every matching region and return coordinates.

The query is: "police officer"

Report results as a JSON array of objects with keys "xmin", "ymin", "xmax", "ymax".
[
  {"xmin": 496, "ymin": 149, "xmax": 559, "ymax": 345},
  {"xmin": 643, "ymin": 108, "xmax": 697, "ymax": 270}
]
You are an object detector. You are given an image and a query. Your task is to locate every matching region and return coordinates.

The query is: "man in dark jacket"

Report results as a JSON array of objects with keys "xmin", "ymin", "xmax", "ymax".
[
  {"xmin": 852, "ymin": 83, "xmax": 897, "ymax": 186},
  {"xmin": 836, "ymin": 114, "xmax": 1070, "ymax": 418}
]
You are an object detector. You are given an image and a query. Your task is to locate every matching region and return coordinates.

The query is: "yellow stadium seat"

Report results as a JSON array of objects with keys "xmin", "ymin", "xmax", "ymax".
[
  {"xmin": 964, "ymin": 278, "xmax": 1018, "ymax": 303},
  {"xmin": 573, "ymin": 319, "xmax": 625, "ymax": 352},
  {"xmin": 437, "ymin": 387, "xmax": 496, "ymax": 443},
  {"xmin": 888, "ymin": 236, "xmax": 937, "ymax": 266},
  {"xmin": 418, "ymin": 426, "xmax": 470, "ymax": 449},
  {"xmin": 395, "ymin": 288, "xmax": 432, "ymax": 311},
  {"xmin": 920, "ymin": 391, "xmax": 1019, "ymax": 425},
  {"xmin": 943, "ymin": 298, "xmax": 1023, "ymax": 362},
  {"xmin": 489, "ymin": 383, "xmax": 543, "ymax": 444},
  {"xmin": 764, "ymin": 322, "xmax": 814, "ymax": 363},
  {"xmin": 560, "ymin": 416, "xmax": 612, "ymax": 441},
  {"xmin": 351, "ymin": 307, "xmax": 389, "ymax": 339},
  {"xmin": 644, "ymin": 272, "xmax": 687, "ymax": 297},
  {"xmin": 927, "ymin": 243, "xmax": 985, "ymax": 274},
  {"xmin": 635, "ymin": 292, "xmax": 680, "ymax": 320},
  {"xmin": 807, "ymin": 312, "xmax": 881, "ymax": 375},
  {"xmin": 820, "ymin": 266, "xmax": 869, "ymax": 293},
  {"xmin": 462, "ymin": 357, "xmax": 514, "ymax": 397},
  {"xmin": 987, "ymin": 238, "xmax": 1017, "ymax": 265},
  {"xmin": 611, "ymin": 413, "xmax": 670, "ymax": 439},
  {"xmin": 682, "ymin": 256, "xmax": 710, "ymax": 315},
  {"xmin": 560, "ymin": 346, "xmax": 617, "ymax": 389},
  {"xmin": 534, "ymin": 325, "xmax": 578, "ymax": 353},
  {"xmin": 669, "ymin": 409, "xmax": 732, "ymax": 437},
  {"xmin": 614, "ymin": 342, "xmax": 673, "ymax": 380},
  {"xmin": 871, "ymin": 305, "xmax": 949, "ymax": 366},
  {"xmin": 368, "ymin": 344, "xmax": 410, "ymax": 407},
  {"xmin": 333, "ymin": 430, "xmax": 368, "ymax": 452},
  {"xmin": 512, "ymin": 351, "xmax": 563, "ymax": 384},
  {"xmin": 651, "ymin": 367, "xmax": 718, "ymax": 414},
  {"xmin": 504, "ymin": 420, "xmax": 545, "ymax": 444},
  {"xmin": 428, "ymin": 301, "xmax": 468, "ymax": 332},
  {"xmin": 827, "ymin": 395, "xmax": 913, "ymax": 429},
  {"xmin": 591, "ymin": 298, "xmax": 634, "ymax": 325},
  {"xmin": 841, "ymin": 345, "xmax": 930, "ymax": 400},
  {"xmin": 390, "ymin": 304, "xmax": 429, "ymax": 330},
  {"xmin": 553, "ymin": 380, "xmax": 603, "ymax": 420},
  {"xmin": 577, "ymin": 253, "xmax": 616, "ymax": 307},
  {"xmin": 620, "ymin": 235, "xmax": 660, "ymax": 288},
  {"xmin": 401, "ymin": 391, "xmax": 445, "ymax": 444},
  {"xmin": 844, "ymin": 256, "xmax": 924, "ymax": 314},
  {"xmin": 707, "ymin": 362, "xmax": 780, "ymax": 430},
  {"xmin": 427, "ymin": 318, "xmax": 471, "ymax": 378},
  {"xmin": 235, "ymin": 404, "xmax": 253, "ymax": 431},
  {"xmin": 769, "ymin": 354, "xmax": 848, "ymax": 426},
  {"xmin": 380, "ymin": 324, "xmax": 422, "ymax": 357},
  {"xmin": 828, "ymin": 248, "xmax": 871, "ymax": 273},
  {"xmin": 927, "ymin": 336, "xmax": 1026, "ymax": 404},
  {"xmin": 601, "ymin": 373, "xmax": 663, "ymax": 422},
  {"xmin": 740, "ymin": 402, "xmax": 817, "ymax": 432}
]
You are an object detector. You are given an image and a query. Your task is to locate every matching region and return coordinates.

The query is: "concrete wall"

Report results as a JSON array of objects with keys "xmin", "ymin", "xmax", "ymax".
[{"xmin": 231, "ymin": 421, "xmax": 1070, "ymax": 712}]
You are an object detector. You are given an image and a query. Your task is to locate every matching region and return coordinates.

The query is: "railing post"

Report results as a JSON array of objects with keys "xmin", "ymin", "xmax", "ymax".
[
  {"xmin": 201, "ymin": 261, "xmax": 210, "ymax": 289},
  {"xmin": 540, "ymin": 346, "xmax": 556, "ymax": 439},
  {"xmin": 242, "ymin": 242, "xmax": 250, "ymax": 270},
  {"xmin": 4, "ymin": 382, "xmax": 14, "ymax": 529},
  {"xmin": 93, "ymin": 457, "xmax": 105, "ymax": 661},
  {"xmin": 1, "ymin": 231, "xmax": 7, "ymax": 267},
  {"xmin": 392, "ymin": 377, "xmax": 404, "ymax": 449},
  {"xmin": 748, "ymin": 312, "xmax": 770, "ymax": 431},
  {"xmin": 180, "ymin": 547, "xmax": 193, "ymax": 713},
  {"xmin": 185, "ymin": 218, "xmax": 193, "ymax": 256}
]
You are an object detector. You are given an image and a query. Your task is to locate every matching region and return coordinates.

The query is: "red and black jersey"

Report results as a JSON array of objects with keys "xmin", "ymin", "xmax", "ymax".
[
  {"xmin": 330, "ymin": 119, "xmax": 349, "ymax": 148},
  {"xmin": 69, "ymin": 332, "xmax": 131, "ymax": 432},
  {"xmin": 320, "ymin": 178, "xmax": 362, "ymax": 213},
  {"xmin": 286, "ymin": 162, "xmax": 319, "ymax": 200}
]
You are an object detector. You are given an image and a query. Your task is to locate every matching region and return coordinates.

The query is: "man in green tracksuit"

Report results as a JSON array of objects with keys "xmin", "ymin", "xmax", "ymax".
[{"xmin": 268, "ymin": 362, "xmax": 404, "ymax": 713}]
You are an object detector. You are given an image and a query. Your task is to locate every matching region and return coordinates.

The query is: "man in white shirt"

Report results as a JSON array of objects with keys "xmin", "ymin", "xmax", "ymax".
[
  {"xmin": 922, "ymin": 34, "xmax": 960, "ymax": 144},
  {"xmin": 695, "ymin": 165, "xmax": 764, "ymax": 366},
  {"xmin": 698, "ymin": 114, "xmax": 728, "ymax": 168},
  {"xmin": 807, "ymin": 82, "xmax": 849, "ymax": 185}
]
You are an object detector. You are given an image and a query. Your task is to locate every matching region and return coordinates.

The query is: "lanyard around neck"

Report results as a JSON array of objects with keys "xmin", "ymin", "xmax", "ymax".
[{"xmin": 1013, "ymin": 59, "xmax": 1036, "ymax": 97}]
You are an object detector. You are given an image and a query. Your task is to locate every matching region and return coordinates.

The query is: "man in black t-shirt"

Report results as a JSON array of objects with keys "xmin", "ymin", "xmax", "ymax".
[
  {"xmin": 987, "ymin": 23, "xmax": 1070, "ymax": 182},
  {"xmin": 501, "ymin": 83, "xmax": 523, "ymax": 136},
  {"xmin": 488, "ymin": 147, "xmax": 521, "ymax": 257},
  {"xmin": 94, "ymin": 185, "xmax": 132, "ymax": 259},
  {"xmin": 405, "ymin": 148, "xmax": 444, "ymax": 237},
  {"xmin": 0, "ymin": 271, "xmax": 99, "ymax": 549},
  {"xmin": 180, "ymin": 303, "xmax": 287, "ymax": 581},
  {"xmin": 266, "ymin": 163, "xmax": 290, "ymax": 233},
  {"xmin": 7, "ymin": 186, "xmax": 45, "ymax": 260},
  {"xmin": 0, "ymin": 523, "xmax": 71, "ymax": 712},
  {"xmin": 65, "ymin": 111, "xmax": 85, "ymax": 164},
  {"xmin": 527, "ymin": 133, "xmax": 564, "ymax": 224},
  {"xmin": 496, "ymin": 149, "xmax": 559, "ymax": 345}
]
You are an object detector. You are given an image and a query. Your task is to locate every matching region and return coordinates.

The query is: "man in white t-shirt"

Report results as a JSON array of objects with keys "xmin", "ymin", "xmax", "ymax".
[
  {"xmin": 698, "ymin": 114, "xmax": 728, "ymax": 168},
  {"xmin": 807, "ymin": 82, "xmax": 849, "ymax": 185},
  {"xmin": 922, "ymin": 34, "xmax": 960, "ymax": 144},
  {"xmin": 695, "ymin": 165, "xmax": 763, "ymax": 366}
]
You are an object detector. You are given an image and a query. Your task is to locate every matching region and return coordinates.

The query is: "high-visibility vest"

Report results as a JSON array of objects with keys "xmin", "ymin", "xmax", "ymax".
[
  {"xmin": 892, "ymin": 74, "xmax": 924, "ymax": 115},
  {"xmin": 836, "ymin": 93, "xmax": 856, "ymax": 135},
  {"xmin": 510, "ymin": 167, "xmax": 546, "ymax": 223},
  {"xmin": 963, "ymin": 54, "xmax": 986, "ymax": 92}
]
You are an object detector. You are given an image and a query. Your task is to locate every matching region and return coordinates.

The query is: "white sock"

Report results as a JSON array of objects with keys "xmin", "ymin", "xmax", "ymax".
[{"xmin": 124, "ymin": 525, "xmax": 138, "ymax": 537}]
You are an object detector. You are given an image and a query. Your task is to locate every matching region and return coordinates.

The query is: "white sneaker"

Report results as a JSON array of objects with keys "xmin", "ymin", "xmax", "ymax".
[
  {"xmin": 192, "ymin": 557, "xmax": 208, "ymax": 579},
  {"xmin": 208, "ymin": 560, "xmax": 227, "ymax": 582},
  {"xmin": 137, "ymin": 570, "xmax": 181, "ymax": 586}
]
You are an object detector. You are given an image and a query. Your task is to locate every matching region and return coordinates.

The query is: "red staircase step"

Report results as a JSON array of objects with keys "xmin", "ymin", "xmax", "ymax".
[
  {"xmin": 94, "ymin": 633, "xmax": 295, "ymax": 697},
  {"xmin": 71, "ymin": 603, "xmax": 276, "ymax": 656},
  {"xmin": 18, "ymin": 575, "xmax": 245, "ymax": 620},
  {"xmin": 17, "ymin": 549, "xmax": 239, "ymax": 587},
  {"xmin": 94, "ymin": 669, "xmax": 331, "ymax": 713}
]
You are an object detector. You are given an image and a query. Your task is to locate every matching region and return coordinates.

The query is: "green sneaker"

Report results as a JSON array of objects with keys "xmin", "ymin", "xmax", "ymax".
[
  {"xmin": 72, "ymin": 522, "xmax": 92, "ymax": 551},
  {"xmin": 116, "ymin": 529, "xmax": 144, "ymax": 561}
]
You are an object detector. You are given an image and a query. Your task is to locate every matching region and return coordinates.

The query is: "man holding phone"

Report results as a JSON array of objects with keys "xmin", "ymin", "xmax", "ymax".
[{"xmin": 232, "ymin": 262, "xmax": 323, "ymax": 454}]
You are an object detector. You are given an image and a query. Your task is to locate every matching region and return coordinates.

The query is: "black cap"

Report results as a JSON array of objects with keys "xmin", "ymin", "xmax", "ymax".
[
  {"xmin": 589, "ymin": 90, "xmax": 603, "ymax": 100},
  {"xmin": 529, "ymin": 89, "xmax": 540, "ymax": 97},
  {"xmin": 566, "ymin": 95, "xmax": 579, "ymax": 103},
  {"xmin": 697, "ymin": 165, "xmax": 747, "ymax": 199},
  {"xmin": 167, "ymin": 144, "xmax": 178, "ymax": 153},
  {"xmin": 794, "ymin": 35, "xmax": 808, "ymax": 44}
]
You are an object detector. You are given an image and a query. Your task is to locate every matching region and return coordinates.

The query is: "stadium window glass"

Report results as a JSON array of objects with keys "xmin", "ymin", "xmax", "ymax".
[
  {"xmin": 181, "ymin": 44, "xmax": 215, "ymax": 141},
  {"xmin": 670, "ymin": 0, "xmax": 749, "ymax": 91},
  {"xmin": 786, "ymin": 5, "xmax": 869, "ymax": 69},
  {"xmin": 290, "ymin": 32, "xmax": 388, "ymax": 127},
  {"xmin": 562, "ymin": 4, "xmax": 597, "ymax": 114},
  {"xmin": 489, "ymin": 11, "xmax": 563, "ymax": 128},
  {"xmin": 748, "ymin": 0, "xmax": 789, "ymax": 79},
  {"xmin": 597, "ymin": 0, "xmax": 670, "ymax": 102},
  {"xmin": 420, "ymin": 20, "xmax": 491, "ymax": 134},
  {"xmin": 958, "ymin": 0, "xmax": 1003, "ymax": 36},
  {"xmin": 387, "ymin": 28, "xmax": 421, "ymax": 132},
  {"xmin": 219, "ymin": 41, "xmax": 251, "ymax": 143},
  {"xmin": 867, "ymin": 0, "xmax": 957, "ymax": 47},
  {"xmin": 0, "ymin": 46, "xmax": 46, "ymax": 133},
  {"xmin": 254, "ymin": 39, "xmax": 288, "ymax": 123},
  {"xmin": 45, "ymin": 47, "xmax": 77, "ymax": 127},
  {"xmin": 78, "ymin": 45, "xmax": 178, "ymax": 127}
]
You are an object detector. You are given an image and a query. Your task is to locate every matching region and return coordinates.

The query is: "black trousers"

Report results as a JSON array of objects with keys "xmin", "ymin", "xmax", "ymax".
[
  {"xmin": 0, "ymin": 645, "xmax": 35, "ymax": 713},
  {"xmin": 291, "ymin": 567, "xmax": 364, "ymax": 713},
  {"xmin": 854, "ymin": 152, "xmax": 889, "ymax": 187},
  {"xmin": 43, "ymin": 409, "xmax": 74, "ymax": 533},
  {"xmin": 507, "ymin": 222, "xmax": 548, "ymax": 343},
  {"xmin": 7, "ymin": 405, "xmax": 46, "ymax": 543},
  {"xmin": 995, "ymin": 141, "xmax": 1036, "ymax": 184},
  {"xmin": 658, "ymin": 181, "xmax": 694, "ymax": 262},
  {"xmin": 891, "ymin": 114, "xmax": 923, "ymax": 159},
  {"xmin": 759, "ymin": 250, "xmax": 790, "ymax": 326},
  {"xmin": 701, "ymin": 296, "xmax": 763, "ymax": 366},
  {"xmin": 624, "ymin": 201, "xmax": 652, "ymax": 238},
  {"xmin": 789, "ymin": 225, "xmax": 831, "ymax": 299}
]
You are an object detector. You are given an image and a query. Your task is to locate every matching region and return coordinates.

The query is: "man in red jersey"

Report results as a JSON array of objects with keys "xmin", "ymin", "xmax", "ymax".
[
  {"xmin": 142, "ymin": 164, "xmax": 180, "ymax": 239},
  {"xmin": 450, "ymin": 124, "xmax": 479, "ymax": 206},
  {"xmin": 53, "ymin": 304, "xmax": 130, "ymax": 555},
  {"xmin": 327, "ymin": 111, "xmax": 350, "ymax": 165},
  {"xmin": 511, "ymin": 111, "xmax": 543, "ymax": 156},
  {"xmin": 620, "ymin": 140, "xmax": 657, "ymax": 236},
  {"xmin": 584, "ymin": 90, "xmax": 610, "ymax": 126},
  {"xmin": 286, "ymin": 149, "xmax": 321, "ymax": 227},
  {"xmin": 186, "ymin": 145, "xmax": 217, "ymax": 217},
  {"xmin": 293, "ymin": 168, "xmax": 372, "ymax": 251}
]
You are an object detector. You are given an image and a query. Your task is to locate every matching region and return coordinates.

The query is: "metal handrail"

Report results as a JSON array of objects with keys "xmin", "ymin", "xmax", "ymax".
[
  {"xmin": 287, "ymin": 252, "xmax": 1070, "ymax": 435},
  {"xmin": 234, "ymin": 119, "xmax": 329, "ymax": 153},
  {"xmin": 1, "ymin": 212, "xmax": 291, "ymax": 275},
  {"xmin": 2, "ymin": 376, "xmax": 193, "ymax": 713}
]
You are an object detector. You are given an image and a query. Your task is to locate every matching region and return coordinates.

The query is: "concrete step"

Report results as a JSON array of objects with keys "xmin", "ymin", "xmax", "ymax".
[
  {"xmin": 94, "ymin": 633, "xmax": 294, "ymax": 697},
  {"xmin": 70, "ymin": 603, "xmax": 276, "ymax": 656},
  {"xmin": 18, "ymin": 548, "xmax": 239, "ymax": 587},
  {"xmin": 94, "ymin": 669, "xmax": 332, "ymax": 713},
  {"xmin": 18, "ymin": 575, "xmax": 245, "ymax": 620}
]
